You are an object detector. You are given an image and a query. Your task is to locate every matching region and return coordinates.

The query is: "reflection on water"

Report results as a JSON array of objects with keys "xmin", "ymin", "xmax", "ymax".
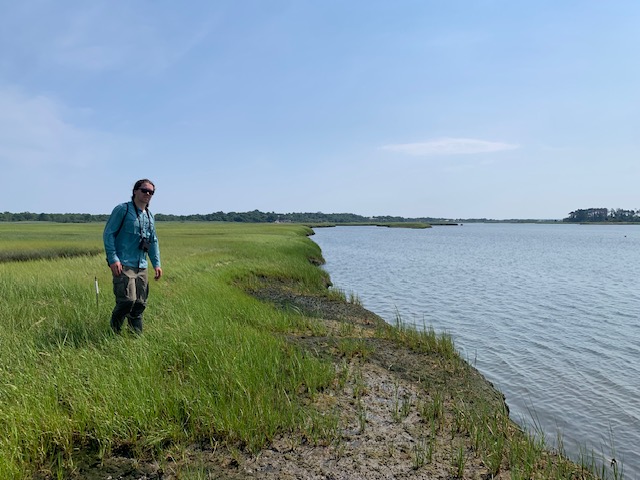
[{"xmin": 312, "ymin": 223, "xmax": 640, "ymax": 478}]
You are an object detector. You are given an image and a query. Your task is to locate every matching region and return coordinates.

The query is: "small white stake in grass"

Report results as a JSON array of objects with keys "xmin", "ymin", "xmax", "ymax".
[{"xmin": 95, "ymin": 276, "xmax": 99, "ymax": 308}]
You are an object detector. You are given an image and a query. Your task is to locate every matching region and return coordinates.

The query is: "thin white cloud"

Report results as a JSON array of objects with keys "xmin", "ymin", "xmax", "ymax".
[
  {"xmin": 0, "ymin": 2, "xmax": 215, "ymax": 75},
  {"xmin": 381, "ymin": 138, "xmax": 519, "ymax": 156},
  {"xmin": 0, "ymin": 87, "xmax": 139, "ymax": 168}
]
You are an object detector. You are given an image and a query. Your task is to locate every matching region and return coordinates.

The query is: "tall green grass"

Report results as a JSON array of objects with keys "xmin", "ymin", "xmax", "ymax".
[
  {"xmin": 0, "ymin": 222, "xmax": 334, "ymax": 478},
  {"xmin": 0, "ymin": 222, "xmax": 619, "ymax": 479},
  {"xmin": 0, "ymin": 223, "xmax": 103, "ymax": 262}
]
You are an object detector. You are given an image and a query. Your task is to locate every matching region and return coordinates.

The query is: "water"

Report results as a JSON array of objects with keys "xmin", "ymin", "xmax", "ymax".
[{"xmin": 311, "ymin": 223, "xmax": 640, "ymax": 477}]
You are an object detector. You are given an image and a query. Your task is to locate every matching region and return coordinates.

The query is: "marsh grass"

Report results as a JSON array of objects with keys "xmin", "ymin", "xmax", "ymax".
[
  {"xmin": 377, "ymin": 311, "xmax": 458, "ymax": 361},
  {"xmin": 0, "ymin": 222, "xmax": 334, "ymax": 478},
  {"xmin": 378, "ymin": 312, "xmax": 617, "ymax": 479},
  {"xmin": 0, "ymin": 222, "xmax": 620, "ymax": 479},
  {"xmin": 306, "ymin": 222, "xmax": 431, "ymax": 229},
  {"xmin": 0, "ymin": 223, "xmax": 103, "ymax": 262},
  {"xmin": 336, "ymin": 338, "xmax": 374, "ymax": 360},
  {"xmin": 412, "ymin": 435, "xmax": 434, "ymax": 470},
  {"xmin": 381, "ymin": 222, "xmax": 431, "ymax": 229},
  {"xmin": 326, "ymin": 286, "xmax": 362, "ymax": 307}
]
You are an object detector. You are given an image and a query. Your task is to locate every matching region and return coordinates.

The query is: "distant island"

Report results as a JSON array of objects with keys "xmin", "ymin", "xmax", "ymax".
[{"xmin": 563, "ymin": 207, "xmax": 640, "ymax": 223}]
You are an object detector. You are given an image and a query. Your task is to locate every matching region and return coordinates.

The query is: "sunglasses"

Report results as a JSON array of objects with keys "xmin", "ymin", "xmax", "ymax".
[{"xmin": 139, "ymin": 188, "xmax": 155, "ymax": 195}]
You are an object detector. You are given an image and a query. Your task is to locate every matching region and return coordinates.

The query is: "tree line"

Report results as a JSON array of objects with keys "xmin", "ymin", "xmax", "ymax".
[
  {"xmin": 563, "ymin": 208, "xmax": 640, "ymax": 223},
  {"xmin": 0, "ymin": 210, "xmax": 445, "ymax": 224},
  {"xmin": 10, "ymin": 208, "xmax": 633, "ymax": 224},
  {"xmin": 0, "ymin": 212, "xmax": 109, "ymax": 223}
]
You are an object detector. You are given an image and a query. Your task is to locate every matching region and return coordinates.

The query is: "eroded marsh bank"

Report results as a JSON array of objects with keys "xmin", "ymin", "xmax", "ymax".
[{"xmin": 0, "ymin": 223, "xmax": 614, "ymax": 479}]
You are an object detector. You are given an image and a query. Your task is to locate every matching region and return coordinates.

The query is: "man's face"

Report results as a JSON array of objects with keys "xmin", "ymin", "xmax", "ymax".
[{"xmin": 134, "ymin": 182, "xmax": 155, "ymax": 205}]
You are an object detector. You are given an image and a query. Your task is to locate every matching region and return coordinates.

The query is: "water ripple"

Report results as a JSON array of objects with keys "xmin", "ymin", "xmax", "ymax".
[{"xmin": 313, "ymin": 224, "xmax": 640, "ymax": 478}]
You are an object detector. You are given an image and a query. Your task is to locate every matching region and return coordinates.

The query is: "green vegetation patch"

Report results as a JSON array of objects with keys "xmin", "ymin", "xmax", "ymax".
[
  {"xmin": 0, "ymin": 222, "xmax": 611, "ymax": 479},
  {"xmin": 305, "ymin": 222, "xmax": 431, "ymax": 229},
  {"xmin": 0, "ymin": 222, "xmax": 334, "ymax": 478},
  {"xmin": 0, "ymin": 223, "xmax": 103, "ymax": 262},
  {"xmin": 382, "ymin": 222, "xmax": 431, "ymax": 229}
]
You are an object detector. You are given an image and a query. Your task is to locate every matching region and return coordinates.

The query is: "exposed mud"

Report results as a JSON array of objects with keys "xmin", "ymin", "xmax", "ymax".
[{"xmin": 40, "ymin": 284, "xmax": 563, "ymax": 479}]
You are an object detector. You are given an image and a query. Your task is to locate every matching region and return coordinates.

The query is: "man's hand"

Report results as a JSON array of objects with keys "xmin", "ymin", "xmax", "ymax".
[
  {"xmin": 109, "ymin": 261, "xmax": 123, "ymax": 277},
  {"xmin": 154, "ymin": 266, "xmax": 163, "ymax": 280}
]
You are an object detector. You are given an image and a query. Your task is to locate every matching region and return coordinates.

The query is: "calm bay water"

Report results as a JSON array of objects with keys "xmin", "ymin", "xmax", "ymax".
[{"xmin": 311, "ymin": 223, "xmax": 640, "ymax": 478}]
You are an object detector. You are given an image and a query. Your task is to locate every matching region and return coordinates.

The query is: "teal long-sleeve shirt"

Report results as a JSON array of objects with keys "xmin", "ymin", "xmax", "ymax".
[{"xmin": 103, "ymin": 201, "xmax": 161, "ymax": 269}]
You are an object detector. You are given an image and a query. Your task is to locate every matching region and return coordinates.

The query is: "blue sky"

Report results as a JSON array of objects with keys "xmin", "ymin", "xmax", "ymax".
[{"xmin": 1, "ymin": 1, "xmax": 639, "ymax": 219}]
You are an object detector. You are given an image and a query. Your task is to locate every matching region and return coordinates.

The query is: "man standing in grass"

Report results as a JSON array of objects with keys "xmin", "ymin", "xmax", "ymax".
[{"xmin": 103, "ymin": 179, "xmax": 163, "ymax": 334}]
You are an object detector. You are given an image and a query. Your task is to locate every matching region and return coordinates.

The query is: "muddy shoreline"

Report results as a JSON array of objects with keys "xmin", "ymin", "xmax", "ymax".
[{"xmin": 48, "ymin": 282, "xmax": 589, "ymax": 479}]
